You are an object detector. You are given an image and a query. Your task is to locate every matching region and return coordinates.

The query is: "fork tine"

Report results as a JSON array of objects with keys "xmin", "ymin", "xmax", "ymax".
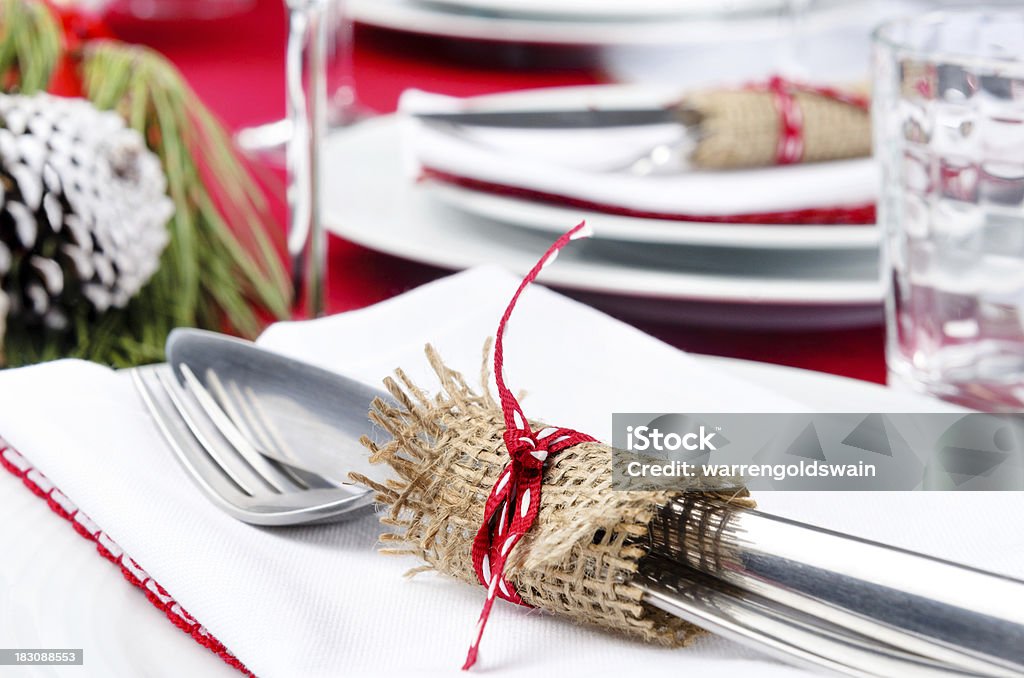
[
  {"xmin": 175, "ymin": 365, "xmax": 303, "ymax": 494},
  {"xmin": 226, "ymin": 378, "xmax": 337, "ymax": 491},
  {"xmin": 132, "ymin": 366, "xmax": 254, "ymax": 502},
  {"xmin": 198, "ymin": 368, "xmax": 311, "ymax": 491},
  {"xmin": 133, "ymin": 362, "xmax": 373, "ymax": 526},
  {"xmin": 218, "ymin": 376, "xmax": 338, "ymax": 490},
  {"xmin": 203, "ymin": 370, "xmax": 330, "ymax": 490},
  {"xmin": 151, "ymin": 367, "xmax": 276, "ymax": 496}
]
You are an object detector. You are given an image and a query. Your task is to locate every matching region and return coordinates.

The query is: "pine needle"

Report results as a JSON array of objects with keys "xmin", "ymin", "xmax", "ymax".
[{"xmin": 0, "ymin": 0, "xmax": 60, "ymax": 93}]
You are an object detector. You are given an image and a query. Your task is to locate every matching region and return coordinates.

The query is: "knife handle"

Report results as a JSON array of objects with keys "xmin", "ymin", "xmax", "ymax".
[
  {"xmin": 647, "ymin": 496, "xmax": 1024, "ymax": 676},
  {"xmin": 636, "ymin": 556, "xmax": 981, "ymax": 677},
  {"xmin": 684, "ymin": 87, "xmax": 871, "ymax": 170}
]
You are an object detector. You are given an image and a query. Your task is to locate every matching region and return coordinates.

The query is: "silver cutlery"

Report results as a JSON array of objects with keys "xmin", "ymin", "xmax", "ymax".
[
  {"xmin": 164, "ymin": 328, "xmax": 387, "ymax": 485},
  {"xmin": 650, "ymin": 497, "xmax": 1024, "ymax": 677},
  {"xmin": 131, "ymin": 328, "xmax": 387, "ymax": 525},
  {"xmin": 133, "ymin": 329, "xmax": 1024, "ymax": 675},
  {"xmin": 637, "ymin": 558, "xmax": 980, "ymax": 678}
]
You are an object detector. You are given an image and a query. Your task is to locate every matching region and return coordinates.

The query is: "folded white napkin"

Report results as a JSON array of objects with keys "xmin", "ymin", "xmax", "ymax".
[
  {"xmin": 0, "ymin": 267, "xmax": 1021, "ymax": 678},
  {"xmin": 401, "ymin": 90, "xmax": 877, "ymax": 218}
]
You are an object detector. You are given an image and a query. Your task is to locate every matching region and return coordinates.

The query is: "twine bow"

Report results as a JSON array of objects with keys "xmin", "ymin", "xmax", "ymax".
[{"xmin": 463, "ymin": 221, "xmax": 597, "ymax": 670}]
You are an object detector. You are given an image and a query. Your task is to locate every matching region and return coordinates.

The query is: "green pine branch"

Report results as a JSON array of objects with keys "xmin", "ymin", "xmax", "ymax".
[
  {"xmin": 0, "ymin": 0, "xmax": 59, "ymax": 92},
  {"xmin": 0, "ymin": 0, "xmax": 291, "ymax": 368}
]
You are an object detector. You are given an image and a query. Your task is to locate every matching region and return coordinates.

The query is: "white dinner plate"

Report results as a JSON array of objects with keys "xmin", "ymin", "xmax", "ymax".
[
  {"xmin": 0, "ymin": 355, "xmax": 957, "ymax": 677},
  {"xmin": 350, "ymin": 0, "xmax": 865, "ymax": 47},
  {"xmin": 322, "ymin": 117, "xmax": 882, "ymax": 329},
  {"xmin": 428, "ymin": 182, "xmax": 879, "ymax": 250}
]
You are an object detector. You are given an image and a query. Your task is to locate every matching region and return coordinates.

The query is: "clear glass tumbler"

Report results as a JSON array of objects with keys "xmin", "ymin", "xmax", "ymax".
[
  {"xmin": 874, "ymin": 9, "xmax": 1024, "ymax": 411},
  {"xmin": 285, "ymin": 0, "xmax": 332, "ymax": 318}
]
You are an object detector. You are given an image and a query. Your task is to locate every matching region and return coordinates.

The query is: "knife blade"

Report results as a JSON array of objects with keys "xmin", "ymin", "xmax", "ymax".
[{"xmin": 415, "ymin": 106, "xmax": 702, "ymax": 129}]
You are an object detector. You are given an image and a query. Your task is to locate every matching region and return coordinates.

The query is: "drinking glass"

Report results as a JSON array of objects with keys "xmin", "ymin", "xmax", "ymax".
[
  {"xmin": 874, "ymin": 8, "xmax": 1024, "ymax": 410},
  {"xmin": 285, "ymin": 0, "xmax": 331, "ymax": 318},
  {"xmin": 237, "ymin": 1, "xmax": 356, "ymax": 158}
]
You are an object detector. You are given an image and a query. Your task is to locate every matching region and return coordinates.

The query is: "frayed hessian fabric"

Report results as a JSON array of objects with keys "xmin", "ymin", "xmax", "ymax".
[
  {"xmin": 351, "ymin": 344, "xmax": 755, "ymax": 667},
  {"xmin": 689, "ymin": 77, "xmax": 871, "ymax": 169}
]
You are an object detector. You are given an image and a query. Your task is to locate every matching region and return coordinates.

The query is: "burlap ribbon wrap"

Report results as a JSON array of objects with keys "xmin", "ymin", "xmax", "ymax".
[
  {"xmin": 688, "ymin": 81, "xmax": 871, "ymax": 169},
  {"xmin": 352, "ymin": 343, "xmax": 754, "ymax": 649}
]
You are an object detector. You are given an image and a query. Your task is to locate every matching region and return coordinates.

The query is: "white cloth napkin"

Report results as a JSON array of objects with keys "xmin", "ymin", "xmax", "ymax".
[
  {"xmin": 0, "ymin": 267, "xmax": 1021, "ymax": 678},
  {"xmin": 401, "ymin": 90, "xmax": 878, "ymax": 217}
]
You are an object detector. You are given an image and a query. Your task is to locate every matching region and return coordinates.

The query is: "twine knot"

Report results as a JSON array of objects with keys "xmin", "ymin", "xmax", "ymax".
[{"xmin": 504, "ymin": 427, "xmax": 556, "ymax": 467}]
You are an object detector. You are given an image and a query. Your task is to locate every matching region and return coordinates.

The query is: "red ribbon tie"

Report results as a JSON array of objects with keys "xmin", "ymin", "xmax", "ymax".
[{"xmin": 462, "ymin": 221, "xmax": 597, "ymax": 671}]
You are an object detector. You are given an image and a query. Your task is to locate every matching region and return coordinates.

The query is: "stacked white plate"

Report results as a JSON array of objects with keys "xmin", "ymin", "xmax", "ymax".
[
  {"xmin": 322, "ymin": 86, "xmax": 883, "ymax": 329},
  {"xmin": 348, "ymin": 0, "xmax": 875, "ymax": 47}
]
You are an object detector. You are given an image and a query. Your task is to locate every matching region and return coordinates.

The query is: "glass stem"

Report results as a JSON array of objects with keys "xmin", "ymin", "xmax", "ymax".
[{"xmin": 285, "ymin": 0, "xmax": 329, "ymax": 318}]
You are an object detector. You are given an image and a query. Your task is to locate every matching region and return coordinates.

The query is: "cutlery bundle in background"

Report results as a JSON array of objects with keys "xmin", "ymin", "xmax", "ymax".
[
  {"xmin": 685, "ymin": 84, "xmax": 870, "ymax": 169},
  {"xmin": 403, "ymin": 84, "xmax": 879, "ymax": 224},
  {"xmin": 415, "ymin": 79, "xmax": 872, "ymax": 171}
]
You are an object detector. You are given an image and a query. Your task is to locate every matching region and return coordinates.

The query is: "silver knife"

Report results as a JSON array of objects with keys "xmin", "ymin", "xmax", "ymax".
[
  {"xmin": 649, "ymin": 496, "xmax": 1024, "ymax": 677},
  {"xmin": 416, "ymin": 106, "xmax": 702, "ymax": 129}
]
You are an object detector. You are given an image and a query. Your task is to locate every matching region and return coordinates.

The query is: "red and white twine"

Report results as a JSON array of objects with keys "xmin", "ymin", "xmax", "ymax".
[
  {"xmin": 760, "ymin": 76, "xmax": 870, "ymax": 165},
  {"xmin": 463, "ymin": 221, "xmax": 597, "ymax": 670},
  {"xmin": 0, "ymin": 442, "xmax": 251, "ymax": 676}
]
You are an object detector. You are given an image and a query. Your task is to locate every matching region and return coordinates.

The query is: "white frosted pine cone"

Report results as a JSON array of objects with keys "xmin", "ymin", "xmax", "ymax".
[{"xmin": 0, "ymin": 92, "xmax": 173, "ymax": 336}]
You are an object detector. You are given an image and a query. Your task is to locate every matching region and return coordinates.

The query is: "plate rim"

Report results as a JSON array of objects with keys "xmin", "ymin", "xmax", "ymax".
[
  {"xmin": 427, "ymin": 181, "xmax": 880, "ymax": 250},
  {"xmin": 349, "ymin": 0, "xmax": 864, "ymax": 46}
]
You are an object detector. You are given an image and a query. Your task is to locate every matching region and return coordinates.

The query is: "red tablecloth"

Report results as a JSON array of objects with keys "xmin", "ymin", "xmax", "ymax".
[{"xmin": 107, "ymin": 0, "xmax": 886, "ymax": 384}]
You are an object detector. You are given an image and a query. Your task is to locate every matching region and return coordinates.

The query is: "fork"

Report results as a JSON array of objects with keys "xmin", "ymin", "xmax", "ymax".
[{"xmin": 131, "ymin": 363, "xmax": 374, "ymax": 526}]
